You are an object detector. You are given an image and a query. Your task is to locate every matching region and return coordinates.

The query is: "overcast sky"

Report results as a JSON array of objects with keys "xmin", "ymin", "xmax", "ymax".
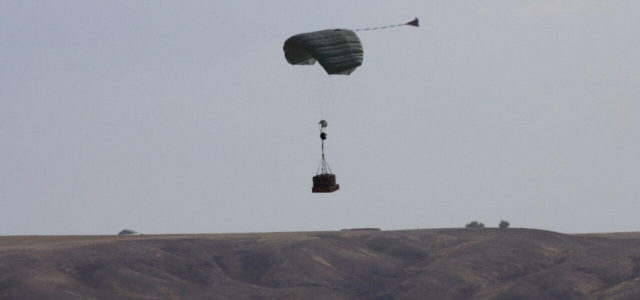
[{"xmin": 2, "ymin": 1, "xmax": 639, "ymax": 235}]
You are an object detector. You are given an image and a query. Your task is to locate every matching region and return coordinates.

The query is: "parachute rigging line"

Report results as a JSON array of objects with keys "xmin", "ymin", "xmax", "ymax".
[
  {"xmin": 317, "ymin": 139, "xmax": 333, "ymax": 175},
  {"xmin": 317, "ymin": 124, "xmax": 332, "ymax": 175},
  {"xmin": 353, "ymin": 17, "xmax": 419, "ymax": 32}
]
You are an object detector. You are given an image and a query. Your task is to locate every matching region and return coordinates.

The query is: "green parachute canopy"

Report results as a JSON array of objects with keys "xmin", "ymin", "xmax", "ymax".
[{"xmin": 283, "ymin": 29, "xmax": 363, "ymax": 75}]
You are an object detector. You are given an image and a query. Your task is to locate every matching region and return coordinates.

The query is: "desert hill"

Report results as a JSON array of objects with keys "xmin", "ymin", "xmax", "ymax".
[{"xmin": 2, "ymin": 228, "xmax": 640, "ymax": 299}]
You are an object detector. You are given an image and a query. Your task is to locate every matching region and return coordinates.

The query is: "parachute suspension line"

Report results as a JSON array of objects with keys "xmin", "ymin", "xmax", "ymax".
[
  {"xmin": 316, "ymin": 121, "xmax": 332, "ymax": 175},
  {"xmin": 331, "ymin": 77, "xmax": 353, "ymax": 120},
  {"xmin": 353, "ymin": 17, "xmax": 419, "ymax": 32},
  {"xmin": 317, "ymin": 139, "xmax": 333, "ymax": 175},
  {"xmin": 354, "ymin": 23, "xmax": 406, "ymax": 32}
]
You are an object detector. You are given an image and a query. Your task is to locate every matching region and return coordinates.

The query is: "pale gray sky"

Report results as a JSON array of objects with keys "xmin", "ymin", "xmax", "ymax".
[{"xmin": 2, "ymin": 1, "xmax": 639, "ymax": 235}]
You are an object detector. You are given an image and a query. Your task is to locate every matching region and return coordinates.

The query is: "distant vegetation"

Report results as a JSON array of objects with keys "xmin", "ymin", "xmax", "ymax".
[
  {"xmin": 340, "ymin": 228, "xmax": 381, "ymax": 232},
  {"xmin": 499, "ymin": 220, "xmax": 510, "ymax": 229},
  {"xmin": 118, "ymin": 229, "xmax": 140, "ymax": 236},
  {"xmin": 465, "ymin": 221, "xmax": 485, "ymax": 228}
]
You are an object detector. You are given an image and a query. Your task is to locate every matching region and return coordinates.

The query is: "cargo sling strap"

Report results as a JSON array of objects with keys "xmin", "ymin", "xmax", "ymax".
[{"xmin": 317, "ymin": 129, "xmax": 332, "ymax": 175}]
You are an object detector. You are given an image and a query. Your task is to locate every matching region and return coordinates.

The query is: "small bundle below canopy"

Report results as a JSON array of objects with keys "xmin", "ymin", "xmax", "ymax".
[
  {"xmin": 313, "ymin": 173, "xmax": 340, "ymax": 193},
  {"xmin": 312, "ymin": 120, "xmax": 339, "ymax": 193}
]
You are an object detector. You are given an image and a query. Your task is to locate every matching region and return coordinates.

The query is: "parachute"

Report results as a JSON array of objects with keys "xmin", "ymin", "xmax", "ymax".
[
  {"xmin": 283, "ymin": 18, "xmax": 419, "ymax": 193},
  {"xmin": 282, "ymin": 18, "xmax": 419, "ymax": 76},
  {"xmin": 283, "ymin": 29, "xmax": 364, "ymax": 75}
]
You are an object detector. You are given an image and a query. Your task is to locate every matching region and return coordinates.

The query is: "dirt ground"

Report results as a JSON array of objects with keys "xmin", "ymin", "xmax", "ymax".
[{"xmin": 2, "ymin": 228, "xmax": 640, "ymax": 299}]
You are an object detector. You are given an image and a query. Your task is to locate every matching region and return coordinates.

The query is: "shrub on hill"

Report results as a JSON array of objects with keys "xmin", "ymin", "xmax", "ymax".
[
  {"xmin": 118, "ymin": 229, "xmax": 140, "ymax": 235},
  {"xmin": 465, "ymin": 221, "xmax": 485, "ymax": 228},
  {"xmin": 499, "ymin": 220, "xmax": 510, "ymax": 229}
]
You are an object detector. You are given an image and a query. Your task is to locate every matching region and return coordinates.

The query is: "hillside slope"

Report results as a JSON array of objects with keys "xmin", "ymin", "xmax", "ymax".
[{"xmin": 2, "ymin": 228, "xmax": 640, "ymax": 300}]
